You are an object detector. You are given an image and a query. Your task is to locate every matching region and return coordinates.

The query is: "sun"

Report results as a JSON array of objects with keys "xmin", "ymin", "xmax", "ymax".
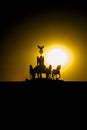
[{"xmin": 45, "ymin": 47, "xmax": 69, "ymax": 69}]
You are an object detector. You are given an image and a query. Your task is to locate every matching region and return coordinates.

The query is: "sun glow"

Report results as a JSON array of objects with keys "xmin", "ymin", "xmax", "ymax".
[{"xmin": 45, "ymin": 47, "xmax": 70, "ymax": 69}]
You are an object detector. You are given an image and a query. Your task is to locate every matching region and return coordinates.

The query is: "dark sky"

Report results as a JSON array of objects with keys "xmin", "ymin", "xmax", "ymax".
[{"xmin": 0, "ymin": 0, "xmax": 87, "ymax": 81}]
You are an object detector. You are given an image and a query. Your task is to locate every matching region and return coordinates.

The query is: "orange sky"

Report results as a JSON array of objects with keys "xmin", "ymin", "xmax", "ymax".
[{"xmin": 0, "ymin": 1, "xmax": 86, "ymax": 81}]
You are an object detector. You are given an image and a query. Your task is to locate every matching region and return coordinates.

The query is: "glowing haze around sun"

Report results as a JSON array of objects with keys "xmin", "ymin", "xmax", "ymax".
[{"xmin": 45, "ymin": 47, "xmax": 70, "ymax": 69}]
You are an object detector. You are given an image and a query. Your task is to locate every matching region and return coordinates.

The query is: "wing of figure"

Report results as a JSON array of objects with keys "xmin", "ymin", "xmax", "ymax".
[
  {"xmin": 37, "ymin": 45, "xmax": 44, "ymax": 50},
  {"xmin": 37, "ymin": 45, "xmax": 41, "ymax": 49},
  {"xmin": 41, "ymin": 46, "xmax": 44, "ymax": 49}
]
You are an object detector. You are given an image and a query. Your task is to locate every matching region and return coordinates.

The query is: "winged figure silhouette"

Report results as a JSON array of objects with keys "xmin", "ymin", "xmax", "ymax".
[
  {"xmin": 37, "ymin": 45, "xmax": 44, "ymax": 49},
  {"xmin": 37, "ymin": 45, "xmax": 44, "ymax": 54}
]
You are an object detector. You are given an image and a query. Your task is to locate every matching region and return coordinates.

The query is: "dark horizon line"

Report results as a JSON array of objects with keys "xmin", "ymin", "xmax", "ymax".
[{"xmin": 0, "ymin": 80, "xmax": 87, "ymax": 82}]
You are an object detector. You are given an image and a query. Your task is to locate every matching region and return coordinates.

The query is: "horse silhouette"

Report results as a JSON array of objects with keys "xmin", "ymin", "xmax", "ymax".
[
  {"xmin": 29, "ymin": 65, "xmax": 35, "ymax": 78},
  {"xmin": 34, "ymin": 65, "xmax": 46, "ymax": 78},
  {"xmin": 45, "ymin": 65, "xmax": 52, "ymax": 78},
  {"xmin": 52, "ymin": 65, "xmax": 61, "ymax": 80}
]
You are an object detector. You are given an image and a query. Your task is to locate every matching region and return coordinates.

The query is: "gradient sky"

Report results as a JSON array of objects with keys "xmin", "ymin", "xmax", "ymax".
[{"xmin": 0, "ymin": 0, "xmax": 87, "ymax": 81}]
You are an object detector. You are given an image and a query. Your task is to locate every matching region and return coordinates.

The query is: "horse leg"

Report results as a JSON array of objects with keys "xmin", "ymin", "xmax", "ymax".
[
  {"xmin": 56, "ymin": 74, "xmax": 59, "ymax": 80},
  {"xmin": 46, "ymin": 73, "xmax": 49, "ymax": 78},
  {"xmin": 58, "ymin": 71, "xmax": 61, "ymax": 79},
  {"xmin": 37, "ymin": 73, "xmax": 39, "ymax": 78},
  {"xmin": 50, "ymin": 71, "xmax": 52, "ymax": 78},
  {"xmin": 46, "ymin": 69, "xmax": 49, "ymax": 78},
  {"xmin": 46, "ymin": 73, "xmax": 47, "ymax": 78},
  {"xmin": 48, "ymin": 70, "xmax": 51, "ymax": 79},
  {"xmin": 52, "ymin": 73, "xmax": 54, "ymax": 80},
  {"xmin": 59, "ymin": 74, "xmax": 61, "ymax": 78},
  {"xmin": 40, "ymin": 73, "xmax": 42, "ymax": 78},
  {"xmin": 32, "ymin": 72, "xmax": 35, "ymax": 78}
]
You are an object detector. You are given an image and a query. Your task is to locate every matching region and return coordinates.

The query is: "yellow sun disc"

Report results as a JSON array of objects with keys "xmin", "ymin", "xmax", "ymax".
[{"xmin": 45, "ymin": 48, "xmax": 69, "ymax": 69}]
